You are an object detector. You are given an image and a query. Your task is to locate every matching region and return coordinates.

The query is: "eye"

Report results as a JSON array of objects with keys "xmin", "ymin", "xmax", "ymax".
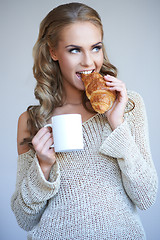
[
  {"xmin": 69, "ymin": 48, "xmax": 80, "ymax": 54},
  {"xmin": 92, "ymin": 45, "xmax": 102, "ymax": 52}
]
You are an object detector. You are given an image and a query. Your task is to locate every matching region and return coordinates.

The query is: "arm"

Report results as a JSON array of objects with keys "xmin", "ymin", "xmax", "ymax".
[
  {"xmin": 99, "ymin": 91, "xmax": 158, "ymax": 210},
  {"xmin": 11, "ymin": 112, "xmax": 60, "ymax": 231}
]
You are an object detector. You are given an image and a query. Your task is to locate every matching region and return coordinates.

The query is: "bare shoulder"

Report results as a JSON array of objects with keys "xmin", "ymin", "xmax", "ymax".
[{"xmin": 17, "ymin": 111, "xmax": 30, "ymax": 155}]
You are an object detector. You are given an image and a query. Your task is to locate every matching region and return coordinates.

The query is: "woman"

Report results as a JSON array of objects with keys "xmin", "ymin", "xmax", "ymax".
[{"xmin": 11, "ymin": 3, "xmax": 158, "ymax": 239}]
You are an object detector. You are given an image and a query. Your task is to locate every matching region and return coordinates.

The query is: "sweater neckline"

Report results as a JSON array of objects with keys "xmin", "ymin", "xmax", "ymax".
[
  {"xmin": 82, "ymin": 113, "xmax": 100, "ymax": 126},
  {"xmin": 18, "ymin": 113, "xmax": 102, "ymax": 157}
]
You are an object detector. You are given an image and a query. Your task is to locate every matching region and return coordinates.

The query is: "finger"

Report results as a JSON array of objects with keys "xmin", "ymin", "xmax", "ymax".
[
  {"xmin": 105, "ymin": 79, "xmax": 124, "ymax": 86},
  {"xmin": 104, "ymin": 75, "xmax": 125, "ymax": 86},
  {"xmin": 43, "ymin": 135, "xmax": 54, "ymax": 152},
  {"xmin": 33, "ymin": 132, "xmax": 52, "ymax": 152},
  {"xmin": 106, "ymin": 83, "xmax": 126, "ymax": 93},
  {"xmin": 108, "ymin": 86, "xmax": 124, "ymax": 92},
  {"xmin": 32, "ymin": 127, "xmax": 51, "ymax": 146},
  {"xmin": 36, "ymin": 127, "xmax": 51, "ymax": 139},
  {"xmin": 105, "ymin": 79, "xmax": 127, "ymax": 92},
  {"xmin": 106, "ymin": 81, "xmax": 124, "ymax": 88},
  {"xmin": 104, "ymin": 75, "xmax": 120, "ymax": 81},
  {"xmin": 107, "ymin": 83, "xmax": 128, "ymax": 102},
  {"xmin": 41, "ymin": 138, "xmax": 55, "ymax": 160}
]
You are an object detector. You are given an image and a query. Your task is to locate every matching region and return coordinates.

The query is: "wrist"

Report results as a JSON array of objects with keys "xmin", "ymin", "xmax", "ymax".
[
  {"xmin": 39, "ymin": 162, "xmax": 53, "ymax": 180},
  {"xmin": 109, "ymin": 118, "xmax": 124, "ymax": 131},
  {"xmin": 36, "ymin": 154, "xmax": 55, "ymax": 180}
]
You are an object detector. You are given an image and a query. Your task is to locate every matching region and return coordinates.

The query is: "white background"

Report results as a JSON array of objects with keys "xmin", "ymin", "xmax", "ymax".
[{"xmin": 0, "ymin": 0, "xmax": 159, "ymax": 239}]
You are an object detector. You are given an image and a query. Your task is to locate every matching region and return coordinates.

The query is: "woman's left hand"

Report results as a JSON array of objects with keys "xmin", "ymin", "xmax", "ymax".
[{"xmin": 104, "ymin": 75, "xmax": 128, "ymax": 130}]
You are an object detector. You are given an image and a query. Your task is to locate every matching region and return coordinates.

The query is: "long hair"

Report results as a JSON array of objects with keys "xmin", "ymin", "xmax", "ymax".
[{"xmin": 22, "ymin": 2, "xmax": 133, "ymax": 147}]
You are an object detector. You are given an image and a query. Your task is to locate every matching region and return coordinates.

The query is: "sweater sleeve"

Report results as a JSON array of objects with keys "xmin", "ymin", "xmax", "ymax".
[
  {"xmin": 11, "ymin": 149, "xmax": 60, "ymax": 231},
  {"xmin": 99, "ymin": 91, "xmax": 158, "ymax": 210}
]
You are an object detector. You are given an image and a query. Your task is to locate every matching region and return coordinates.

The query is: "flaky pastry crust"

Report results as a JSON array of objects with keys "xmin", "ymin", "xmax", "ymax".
[{"xmin": 82, "ymin": 72, "xmax": 116, "ymax": 113}]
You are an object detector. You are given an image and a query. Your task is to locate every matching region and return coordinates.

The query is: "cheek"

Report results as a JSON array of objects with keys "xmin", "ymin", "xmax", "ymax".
[
  {"xmin": 96, "ymin": 53, "xmax": 104, "ymax": 68},
  {"xmin": 59, "ymin": 55, "xmax": 76, "ymax": 71}
]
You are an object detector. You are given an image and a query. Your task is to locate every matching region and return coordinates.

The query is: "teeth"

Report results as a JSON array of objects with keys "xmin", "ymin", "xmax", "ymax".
[{"xmin": 79, "ymin": 70, "xmax": 93, "ymax": 74}]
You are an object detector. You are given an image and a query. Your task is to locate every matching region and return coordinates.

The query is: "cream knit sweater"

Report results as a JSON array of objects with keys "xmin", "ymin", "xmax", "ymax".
[{"xmin": 11, "ymin": 91, "xmax": 158, "ymax": 240}]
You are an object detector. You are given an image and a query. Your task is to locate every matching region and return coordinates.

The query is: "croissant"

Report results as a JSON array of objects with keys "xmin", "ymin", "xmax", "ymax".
[{"xmin": 81, "ymin": 72, "xmax": 116, "ymax": 114}]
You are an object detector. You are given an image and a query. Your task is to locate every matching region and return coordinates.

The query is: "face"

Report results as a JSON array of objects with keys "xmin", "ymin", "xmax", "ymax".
[{"xmin": 50, "ymin": 21, "xmax": 104, "ymax": 91}]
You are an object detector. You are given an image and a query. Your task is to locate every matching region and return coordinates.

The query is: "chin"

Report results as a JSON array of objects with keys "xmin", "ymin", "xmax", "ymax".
[{"xmin": 77, "ymin": 84, "xmax": 85, "ymax": 91}]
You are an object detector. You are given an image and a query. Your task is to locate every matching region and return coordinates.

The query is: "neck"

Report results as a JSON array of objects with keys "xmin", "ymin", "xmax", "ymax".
[
  {"xmin": 63, "ymin": 102, "xmax": 83, "ymax": 106},
  {"xmin": 62, "ymin": 81, "xmax": 84, "ymax": 106}
]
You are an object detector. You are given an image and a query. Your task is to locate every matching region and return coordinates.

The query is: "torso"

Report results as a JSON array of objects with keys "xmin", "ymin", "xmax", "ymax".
[{"xmin": 27, "ymin": 111, "xmax": 146, "ymax": 239}]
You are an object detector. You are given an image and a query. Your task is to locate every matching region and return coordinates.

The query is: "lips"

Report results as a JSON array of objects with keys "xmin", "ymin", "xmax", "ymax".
[{"xmin": 76, "ymin": 69, "xmax": 94, "ymax": 79}]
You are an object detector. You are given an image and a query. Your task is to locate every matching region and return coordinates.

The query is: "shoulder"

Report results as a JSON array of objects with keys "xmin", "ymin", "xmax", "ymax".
[
  {"xmin": 127, "ymin": 90, "xmax": 144, "ymax": 103},
  {"xmin": 18, "ymin": 111, "xmax": 29, "ymax": 126},
  {"xmin": 18, "ymin": 111, "xmax": 30, "ymax": 136},
  {"xmin": 126, "ymin": 90, "xmax": 148, "ymax": 124},
  {"xmin": 17, "ymin": 111, "xmax": 30, "ymax": 155},
  {"xmin": 127, "ymin": 90, "xmax": 146, "ymax": 111}
]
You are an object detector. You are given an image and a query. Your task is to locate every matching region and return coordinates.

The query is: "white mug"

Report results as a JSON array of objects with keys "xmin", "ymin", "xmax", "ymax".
[{"xmin": 45, "ymin": 114, "xmax": 84, "ymax": 152}]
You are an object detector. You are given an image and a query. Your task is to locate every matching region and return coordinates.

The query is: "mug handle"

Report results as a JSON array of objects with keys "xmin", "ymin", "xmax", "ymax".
[{"xmin": 44, "ymin": 124, "xmax": 54, "ymax": 148}]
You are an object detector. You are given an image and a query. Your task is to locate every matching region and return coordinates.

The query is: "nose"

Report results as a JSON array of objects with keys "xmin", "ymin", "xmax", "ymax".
[{"xmin": 81, "ymin": 52, "xmax": 93, "ymax": 67}]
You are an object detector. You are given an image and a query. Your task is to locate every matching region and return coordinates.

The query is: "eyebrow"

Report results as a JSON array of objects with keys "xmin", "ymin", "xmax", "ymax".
[{"xmin": 65, "ymin": 41, "xmax": 103, "ymax": 49}]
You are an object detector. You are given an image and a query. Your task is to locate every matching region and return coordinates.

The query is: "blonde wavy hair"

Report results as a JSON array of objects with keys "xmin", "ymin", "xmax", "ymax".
[{"xmin": 22, "ymin": 2, "xmax": 133, "ymax": 147}]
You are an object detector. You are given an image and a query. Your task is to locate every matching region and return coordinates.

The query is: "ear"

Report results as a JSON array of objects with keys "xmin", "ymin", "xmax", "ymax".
[{"xmin": 49, "ymin": 48, "xmax": 58, "ymax": 61}]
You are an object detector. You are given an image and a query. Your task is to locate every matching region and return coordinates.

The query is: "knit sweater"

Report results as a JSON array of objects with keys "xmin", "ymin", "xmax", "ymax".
[{"xmin": 11, "ymin": 91, "xmax": 158, "ymax": 240}]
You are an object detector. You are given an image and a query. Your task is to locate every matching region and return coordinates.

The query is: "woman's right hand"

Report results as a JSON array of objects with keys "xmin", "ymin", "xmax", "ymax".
[{"xmin": 32, "ymin": 127, "xmax": 56, "ymax": 180}]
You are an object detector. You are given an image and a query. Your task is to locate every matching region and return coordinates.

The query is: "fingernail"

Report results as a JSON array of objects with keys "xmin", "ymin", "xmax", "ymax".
[{"xmin": 105, "ymin": 74, "xmax": 110, "ymax": 79}]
